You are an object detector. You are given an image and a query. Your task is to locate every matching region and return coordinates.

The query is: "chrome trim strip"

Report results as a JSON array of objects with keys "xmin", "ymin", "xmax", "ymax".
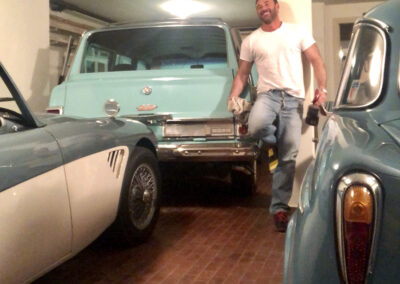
[
  {"xmin": 298, "ymin": 166, "xmax": 309, "ymax": 214},
  {"xmin": 165, "ymin": 117, "xmax": 234, "ymax": 123},
  {"xmin": 334, "ymin": 23, "xmax": 387, "ymax": 110},
  {"xmin": 45, "ymin": 106, "xmax": 64, "ymax": 115},
  {"xmin": 122, "ymin": 115, "xmax": 235, "ymax": 125},
  {"xmin": 355, "ymin": 17, "xmax": 391, "ymax": 33},
  {"xmin": 102, "ymin": 20, "xmax": 229, "ymax": 32},
  {"xmin": 163, "ymin": 119, "xmax": 235, "ymax": 138},
  {"xmin": 336, "ymin": 173, "xmax": 382, "ymax": 283},
  {"xmin": 230, "ymin": 27, "xmax": 242, "ymax": 64},
  {"xmin": 398, "ymin": 56, "xmax": 400, "ymax": 97},
  {"xmin": 157, "ymin": 142, "xmax": 258, "ymax": 162}
]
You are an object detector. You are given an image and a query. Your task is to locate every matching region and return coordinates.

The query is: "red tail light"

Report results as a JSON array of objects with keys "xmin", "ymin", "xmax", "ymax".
[
  {"xmin": 337, "ymin": 174, "xmax": 381, "ymax": 284},
  {"xmin": 238, "ymin": 124, "xmax": 248, "ymax": 135},
  {"xmin": 46, "ymin": 109, "xmax": 60, "ymax": 114},
  {"xmin": 343, "ymin": 185, "xmax": 374, "ymax": 284},
  {"xmin": 46, "ymin": 106, "xmax": 63, "ymax": 115}
]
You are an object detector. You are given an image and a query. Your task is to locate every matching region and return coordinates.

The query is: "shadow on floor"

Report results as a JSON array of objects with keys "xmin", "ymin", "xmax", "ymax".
[
  {"xmin": 161, "ymin": 161, "xmax": 272, "ymax": 209},
  {"xmin": 34, "ymin": 161, "xmax": 276, "ymax": 284}
]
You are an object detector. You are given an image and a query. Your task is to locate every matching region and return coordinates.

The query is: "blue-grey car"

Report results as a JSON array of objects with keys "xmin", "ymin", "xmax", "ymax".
[
  {"xmin": 284, "ymin": 1, "xmax": 400, "ymax": 283},
  {"xmin": 0, "ymin": 62, "xmax": 161, "ymax": 284}
]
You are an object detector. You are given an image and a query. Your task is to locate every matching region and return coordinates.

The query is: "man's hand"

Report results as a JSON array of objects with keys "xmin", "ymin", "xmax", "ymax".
[
  {"xmin": 313, "ymin": 89, "xmax": 327, "ymax": 107},
  {"xmin": 227, "ymin": 94, "xmax": 239, "ymax": 104}
]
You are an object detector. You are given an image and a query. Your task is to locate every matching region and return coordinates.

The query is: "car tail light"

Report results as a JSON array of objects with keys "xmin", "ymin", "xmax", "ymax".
[
  {"xmin": 337, "ymin": 173, "xmax": 381, "ymax": 284},
  {"xmin": 46, "ymin": 106, "xmax": 63, "ymax": 115},
  {"xmin": 343, "ymin": 185, "xmax": 373, "ymax": 284},
  {"xmin": 237, "ymin": 124, "xmax": 248, "ymax": 136}
]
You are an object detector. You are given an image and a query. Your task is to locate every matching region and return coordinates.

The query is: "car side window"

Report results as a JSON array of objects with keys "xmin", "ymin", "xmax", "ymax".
[
  {"xmin": 336, "ymin": 24, "xmax": 385, "ymax": 108},
  {"xmin": 82, "ymin": 44, "xmax": 112, "ymax": 73},
  {"xmin": 80, "ymin": 26, "xmax": 228, "ymax": 73}
]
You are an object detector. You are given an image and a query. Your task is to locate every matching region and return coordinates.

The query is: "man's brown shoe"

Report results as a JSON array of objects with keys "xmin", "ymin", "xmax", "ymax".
[{"xmin": 273, "ymin": 211, "xmax": 289, "ymax": 232}]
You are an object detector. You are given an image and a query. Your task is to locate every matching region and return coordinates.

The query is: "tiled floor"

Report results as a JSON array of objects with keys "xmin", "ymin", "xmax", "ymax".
[{"xmin": 35, "ymin": 162, "xmax": 285, "ymax": 284}]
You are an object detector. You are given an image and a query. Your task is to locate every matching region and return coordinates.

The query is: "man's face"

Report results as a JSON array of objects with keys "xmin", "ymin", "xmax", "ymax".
[{"xmin": 256, "ymin": 0, "xmax": 279, "ymax": 24}]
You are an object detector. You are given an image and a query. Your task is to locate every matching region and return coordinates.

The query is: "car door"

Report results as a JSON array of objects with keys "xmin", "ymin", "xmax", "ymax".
[{"xmin": 0, "ymin": 65, "xmax": 72, "ymax": 284}]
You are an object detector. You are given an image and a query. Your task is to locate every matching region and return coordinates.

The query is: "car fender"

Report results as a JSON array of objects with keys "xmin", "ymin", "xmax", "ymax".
[{"xmin": 42, "ymin": 116, "xmax": 157, "ymax": 252}]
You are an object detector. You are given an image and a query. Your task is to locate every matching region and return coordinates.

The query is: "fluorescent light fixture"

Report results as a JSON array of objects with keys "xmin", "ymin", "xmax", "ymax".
[{"xmin": 161, "ymin": 0, "xmax": 210, "ymax": 19}]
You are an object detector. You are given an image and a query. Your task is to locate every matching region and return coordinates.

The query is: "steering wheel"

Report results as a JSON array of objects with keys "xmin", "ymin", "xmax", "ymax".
[{"xmin": 0, "ymin": 107, "xmax": 24, "ymax": 122}]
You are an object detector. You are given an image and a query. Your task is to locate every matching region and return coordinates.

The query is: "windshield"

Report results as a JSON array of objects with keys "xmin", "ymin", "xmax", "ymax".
[
  {"xmin": 335, "ymin": 24, "xmax": 385, "ymax": 108},
  {"xmin": 81, "ymin": 26, "xmax": 228, "ymax": 73}
]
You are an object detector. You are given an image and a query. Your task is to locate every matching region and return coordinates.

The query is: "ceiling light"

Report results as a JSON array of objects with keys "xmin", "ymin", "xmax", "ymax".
[{"xmin": 161, "ymin": 0, "xmax": 210, "ymax": 19}]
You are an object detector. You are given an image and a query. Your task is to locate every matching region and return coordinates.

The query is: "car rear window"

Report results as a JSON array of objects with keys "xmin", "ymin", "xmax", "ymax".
[
  {"xmin": 81, "ymin": 26, "xmax": 228, "ymax": 73},
  {"xmin": 336, "ymin": 24, "xmax": 386, "ymax": 108}
]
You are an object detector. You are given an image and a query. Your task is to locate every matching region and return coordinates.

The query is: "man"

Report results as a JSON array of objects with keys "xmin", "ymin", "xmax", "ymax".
[{"xmin": 228, "ymin": 0, "xmax": 327, "ymax": 232}]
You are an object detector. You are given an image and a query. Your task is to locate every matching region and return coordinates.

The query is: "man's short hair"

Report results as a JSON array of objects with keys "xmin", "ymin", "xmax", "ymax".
[{"xmin": 255, "ymin": 0, "xmax": 278, "ymax": 4}]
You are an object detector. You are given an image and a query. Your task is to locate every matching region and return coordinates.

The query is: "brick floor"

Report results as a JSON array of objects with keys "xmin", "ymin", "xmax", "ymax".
[{"xmin": 34, "ymin": 162, "xmax": 285, "ymax": 284}]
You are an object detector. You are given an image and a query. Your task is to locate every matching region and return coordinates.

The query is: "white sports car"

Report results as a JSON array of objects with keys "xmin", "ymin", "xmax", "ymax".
[{"xmin": 0, "ymin": 62, "xmax": 161, "ymax": 284}]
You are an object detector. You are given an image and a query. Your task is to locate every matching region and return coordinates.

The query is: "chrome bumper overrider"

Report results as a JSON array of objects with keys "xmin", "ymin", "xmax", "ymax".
[{"xmin": 157, "ymin": 142, "xmax": 259, "ymax": 162}]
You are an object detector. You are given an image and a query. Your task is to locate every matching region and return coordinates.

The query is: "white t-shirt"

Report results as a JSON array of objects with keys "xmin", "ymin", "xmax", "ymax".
[{"xmin": 240, "ymin": 23, "xmax": 315, "ymax": 99}]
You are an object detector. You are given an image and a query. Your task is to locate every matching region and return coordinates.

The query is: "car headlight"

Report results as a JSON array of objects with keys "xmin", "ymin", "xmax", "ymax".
[{"xmin": 336, "ymin": 173, "xmax": 382, "ymax": 284}]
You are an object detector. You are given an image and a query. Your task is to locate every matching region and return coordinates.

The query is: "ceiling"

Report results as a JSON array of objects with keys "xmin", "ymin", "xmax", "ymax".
[{"xmin": 51, "ymin": 0, "xmax": 383, "ymax": 28}]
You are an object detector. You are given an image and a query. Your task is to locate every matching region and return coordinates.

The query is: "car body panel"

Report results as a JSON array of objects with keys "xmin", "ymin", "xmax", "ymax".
[
  {"xmin": 59, "ymin": 69, "xmax": 235, "ymax": 119},
  {"xmin": 0, "ymin": 166, "xmax": 71, "ymax": 284},
  {"xmin": 39, "ymin": 114, "xmax": 155, "ymax": 164},
  {"xmin": 381, "ymin": 119, "xmax": 400, "ymax": 146},
  {"xmin": 0, "ymin": 127, "xmax": 63, "ymax": 192},
  {"xmin": 286, "ymin": 110, "xmax": 400, "ymax": 282},
  {"xmin": 0, "ymin": 62, "xmax": 158, "ymax": 283},
  {"xmin": 284, "ymin": 2, "xmax": 400, "ymax": 281},
  {"xmin": 63, "ymin": 146, "xmax": 129, "ymax": 253}
]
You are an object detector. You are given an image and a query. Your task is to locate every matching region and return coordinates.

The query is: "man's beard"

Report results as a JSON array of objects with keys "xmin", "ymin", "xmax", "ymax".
[{"xmin": 260, "ymin": 8, "xmax": 277, "ymax": 24}]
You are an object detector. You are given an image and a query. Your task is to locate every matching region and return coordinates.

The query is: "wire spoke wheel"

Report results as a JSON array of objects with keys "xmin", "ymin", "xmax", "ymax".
[
  {"xmin": 115, "ymin": 146, "xmax": 161, "ymax": 245},
  {"xmin": 128, "ymin": 163, "xmax": 157, "ymax": 230}
]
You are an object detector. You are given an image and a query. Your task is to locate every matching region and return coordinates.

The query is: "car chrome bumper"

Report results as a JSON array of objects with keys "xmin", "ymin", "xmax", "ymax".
[{"xmin": 157, "ymin": 142, "xmax": 259, "ymax": 162}]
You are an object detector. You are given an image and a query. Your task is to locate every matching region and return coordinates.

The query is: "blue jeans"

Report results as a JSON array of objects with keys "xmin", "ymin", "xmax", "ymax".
[{"xmin": 248, "ymin": 90, "xmax": 304, "ymax": 214}]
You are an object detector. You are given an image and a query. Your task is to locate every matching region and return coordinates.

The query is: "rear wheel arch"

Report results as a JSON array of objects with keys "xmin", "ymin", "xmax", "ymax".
[{"xmin": 136, "ymin": 138, "xmax": 157, "ymax": 157}]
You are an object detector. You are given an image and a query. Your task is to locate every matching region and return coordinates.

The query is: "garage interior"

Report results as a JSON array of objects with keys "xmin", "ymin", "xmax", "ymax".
[
  {"xmin": 35, "ymin": 164, "xmax": 282, "ymax": 283},
  {"xmin": 0, "ymin": 0, "xmax": 384, "ymax": 283}
]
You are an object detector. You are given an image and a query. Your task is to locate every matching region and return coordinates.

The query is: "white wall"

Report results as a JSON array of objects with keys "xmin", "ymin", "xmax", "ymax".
[
  {"xmin": 49, "ymin": 10, "xmax": 107, "ymax": 97},
  {"xmin": 0, "ymin": 0, "xmax": 50, "ymax": 112}
]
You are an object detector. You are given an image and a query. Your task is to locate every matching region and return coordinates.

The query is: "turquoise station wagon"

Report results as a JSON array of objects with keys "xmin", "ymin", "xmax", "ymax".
[{"xmin": 48, "ymin": 18, "xmax": 259, "ymax": 194}]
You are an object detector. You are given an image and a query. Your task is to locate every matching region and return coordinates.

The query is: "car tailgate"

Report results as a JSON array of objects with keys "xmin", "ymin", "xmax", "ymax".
[{"xmin": 63, "ymin": 68, "xmax": 236, "ymax": 119}]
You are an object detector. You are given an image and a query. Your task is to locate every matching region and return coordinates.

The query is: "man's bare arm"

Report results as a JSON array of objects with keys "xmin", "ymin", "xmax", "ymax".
[
  {"xmin": 228, "ymin": 59, "xmax": 253, "ymax": 102},
  {"xmin": 304, "ymin": 43, "xmax": 327, "ymax": 106}
]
